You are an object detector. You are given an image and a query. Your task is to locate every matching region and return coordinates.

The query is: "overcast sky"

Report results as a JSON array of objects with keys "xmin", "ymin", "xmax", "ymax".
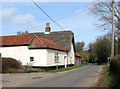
[{"xmin": 0, "ymin": 1, "xmax": 108, "ymax": 47}]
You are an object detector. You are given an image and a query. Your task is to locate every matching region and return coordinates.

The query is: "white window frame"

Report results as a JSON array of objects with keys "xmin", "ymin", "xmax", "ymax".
[{"xmin": 54, "ymin": 53, "xmax": 59, "ymax": 63}]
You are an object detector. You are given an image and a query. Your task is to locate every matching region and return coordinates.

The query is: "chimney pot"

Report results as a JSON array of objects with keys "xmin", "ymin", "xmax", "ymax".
[
  {"xmin": 25, "ymin": 31, "xmax": 28, "ymax": 35},
  {"xmin": 45, "ymin": 23, "xmax": 51, "ymax": 33},
  {"xmin": 46, "ymin": 23, "xmax": 50, "ymax": 27}
]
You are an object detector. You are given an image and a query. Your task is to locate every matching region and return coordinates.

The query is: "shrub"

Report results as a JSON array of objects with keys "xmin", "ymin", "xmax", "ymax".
[
  {"xmin": 116, "ymin": 54, "xmax": 120, "ymax": 74},
  {"xmin": 110, "ymin": 59, "xmax": 117, "ymax": 73},
  {"xmin": 2, "ymin": 57, "xmax": 22, "ymax": 73}
]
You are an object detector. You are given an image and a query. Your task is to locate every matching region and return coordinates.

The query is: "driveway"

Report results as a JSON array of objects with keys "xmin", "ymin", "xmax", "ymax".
[{"xmin": 2, "ymin": 64, "xmax": 102, "ymax": 87}]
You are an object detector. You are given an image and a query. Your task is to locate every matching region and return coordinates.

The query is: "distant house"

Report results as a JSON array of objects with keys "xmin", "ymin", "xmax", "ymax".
[
  {"xmin": 75, "ymin": 52, "xmax": 82, "ymax": 66},
  {"xmin": 0, "ymin": 23, "xmax": 81, "ymax": 68}
]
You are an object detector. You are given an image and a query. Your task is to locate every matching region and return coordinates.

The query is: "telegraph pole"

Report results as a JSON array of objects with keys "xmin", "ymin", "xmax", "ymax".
[
  {"xmin": 111, "ymin": 0, "xmax": 115, "ymax": 58},
  {"xmin": 118, "ymin": 1, "xmax": 120, "ymax": 54}
]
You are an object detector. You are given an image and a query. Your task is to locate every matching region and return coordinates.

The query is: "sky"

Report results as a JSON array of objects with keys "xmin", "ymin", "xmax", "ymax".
[{"xmin": 0, "ymin": 1, "xmax": 108, "ymax": 47}]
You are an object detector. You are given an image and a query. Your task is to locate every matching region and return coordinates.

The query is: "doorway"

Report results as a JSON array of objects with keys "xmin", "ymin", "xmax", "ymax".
[{"xmin": 64, "ymin": 56, "xmax": 67, "ymax": 68}]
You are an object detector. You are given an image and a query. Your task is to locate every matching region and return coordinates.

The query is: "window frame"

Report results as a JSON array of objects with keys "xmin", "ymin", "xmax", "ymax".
[
  {"xmin": 30, "ymin": 57, "xmax": 34, "ymax": 62},
  {"xmin": 54, "ymin": 53, "xmax": 60, "ymax": 63}
]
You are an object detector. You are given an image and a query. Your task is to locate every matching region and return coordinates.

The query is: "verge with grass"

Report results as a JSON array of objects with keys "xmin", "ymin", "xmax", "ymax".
[
  {"xmin": 32, "ymin": 68, "xmax": 45, "ymax": 72},
  {"xmin": 103, "ymin": 65, "xmax": 120, "ymax": 88},
  {"xmin": 48, "ymin": 64, "xmax": 85, "ymax": 72}
]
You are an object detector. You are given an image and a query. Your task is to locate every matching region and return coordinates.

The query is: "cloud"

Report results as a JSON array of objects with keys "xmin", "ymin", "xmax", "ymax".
[
  {"xmin": 0, "ymin": 7, "xmax": 43, "ymax": 29},
  {"xmin": 11, "ymin": 14, "xmax": 35, "ymax": 26},
  {"xmin": 0, "ymin": 7, "xmax": 17, "ymax": 18},
  {"xmin": 0, "ymin": 7, "xmax": 17, "ymax": 22}
]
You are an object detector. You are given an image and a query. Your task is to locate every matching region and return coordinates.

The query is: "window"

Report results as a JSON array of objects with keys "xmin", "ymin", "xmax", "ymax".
[
  {"xmin": 54, "ymin": 53, "xmax": 59, "ymax": 63},
  {"xmin": 30, "ymin": 57, "xmax": 34, "ymax": 61}
]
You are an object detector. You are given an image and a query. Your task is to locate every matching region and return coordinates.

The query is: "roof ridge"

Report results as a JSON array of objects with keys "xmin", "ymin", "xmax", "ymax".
[
  {"xmin": 28, "ymin": 35, "xmax": 36, "ymax": 47},
  {"xmin": 34, "ymin": 34, "xmax": 47, "ymax": 47},
  {"xmin": 30, "ymin": 30, "xmax": 73, "ymax": 34}
]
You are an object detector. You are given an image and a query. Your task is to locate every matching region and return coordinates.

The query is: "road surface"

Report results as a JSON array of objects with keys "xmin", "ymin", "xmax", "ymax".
[{"xmin": 2, "ymin": 64, "xmax": 102, "ymax": 87}]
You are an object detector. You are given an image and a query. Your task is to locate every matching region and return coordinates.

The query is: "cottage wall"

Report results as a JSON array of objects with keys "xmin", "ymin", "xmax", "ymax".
[
  {"xmin": 0, "ymin": 42, "xmax": 75, "ymax": 67},
  {"xmin": 29, "ymin": 49, "xmax": 47, "ymax": 66},
  {"xmin": 0, "ymin": 46, "xmax": 47, "ymax": 66},
  {"xmin": 0, "ymin": 46, "xmax": 69, "ymax": 67},
  {"xmin": 0, "ymin": 46, "xmax": 29, "ymax": 65},
  {"xmin": 46, "ymin": 49, "xmax": 67, "ymax": 66},
  {"xmin": 67, "ymin": 42, "xmax": 75, "ymax": 65}
]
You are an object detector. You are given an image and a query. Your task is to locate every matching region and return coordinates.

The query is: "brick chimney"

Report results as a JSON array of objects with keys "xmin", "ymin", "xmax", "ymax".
[
  {"xmin": 25, "ymin": 31, "xmax": 28, "ymax": 35},
  {"xmin": 45, "ymin": 23, "xmax": 51, "ymax": 34}
]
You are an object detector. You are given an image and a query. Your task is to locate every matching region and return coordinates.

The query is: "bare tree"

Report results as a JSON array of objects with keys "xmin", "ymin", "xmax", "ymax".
[
  {"xmin": 89, "ymin": 1, "xmax": 120, "ymax": 37},
  {"xmin": 75, "ymin": 42, "xmax": 85, "ymax": 53},
  {"xmin": 17, "ymin": 31, "xmax": 25, "ymax": 35}
]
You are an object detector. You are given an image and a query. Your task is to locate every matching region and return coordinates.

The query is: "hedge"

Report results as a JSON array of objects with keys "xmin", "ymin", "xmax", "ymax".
[
  {"xmin": 116, "ymin": 54, "xmax": 120, "ymax": 74},
  {"xmin": 110, "ymin": 54, "xmax": 120, "ymax": 74},
  {"xmin": 2, "ymin": 57, "xmax": 22, "ymax": 73}
]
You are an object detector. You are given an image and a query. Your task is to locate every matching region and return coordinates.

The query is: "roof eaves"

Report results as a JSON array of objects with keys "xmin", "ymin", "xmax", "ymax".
[
  {"xmin": 1, "ymin": 44, "xmax": 28, "ymax": 47},
  {"xmin": 29, "ymin": 47, "xmax": 68, "ymax": 52}
]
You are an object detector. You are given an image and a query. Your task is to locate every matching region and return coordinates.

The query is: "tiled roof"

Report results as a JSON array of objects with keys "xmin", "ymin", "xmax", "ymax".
[
  {"xmin": 0, "ymin": 35, "xmax": 34, "ymax": 46},
  {"xmin": 30, "ymin": 35, "xmax": 68, "ymax": 51},
  {"xmin": 75, "ymin": 52, "xmax": 81, "ymax": 58},
  {"xmin": 0, "ymin": 34, "xmax": 68, "ymax": 52}
]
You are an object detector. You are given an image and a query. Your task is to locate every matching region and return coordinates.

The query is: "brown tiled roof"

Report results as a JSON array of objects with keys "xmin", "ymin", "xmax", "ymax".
[
  {"xmin": 0, "ymin": 34, "xmax": 68, "ymax": 52},
  {"xmin": 75, "ymin": 52, "xmax": 81, "ymax": 58},
  {"xmin": 0, "ymin": 35, "xmax": 34, "ymax": 46}
]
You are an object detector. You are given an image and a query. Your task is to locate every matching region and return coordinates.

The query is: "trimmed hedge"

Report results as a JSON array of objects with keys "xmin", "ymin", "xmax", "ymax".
[{"xmin": 2, "ymin": 57, "xmax": 22, "ymax": 73}]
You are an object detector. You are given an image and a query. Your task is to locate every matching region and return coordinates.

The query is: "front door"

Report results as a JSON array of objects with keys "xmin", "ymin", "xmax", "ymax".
[{"xmin": 64, "ymin": 56, "xmax": 67, "ymax": 68}]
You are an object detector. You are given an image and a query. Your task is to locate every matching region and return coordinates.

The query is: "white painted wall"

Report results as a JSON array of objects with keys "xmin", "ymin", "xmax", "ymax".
[
  {"xmin": 46, "ymin": 42, "xmax": 75, "ymax": 66},
  {"xmin": 67, "ymin": 42, "xmax": 75, "ymax": 65},
  {"xmin": 0, "ymin": 46, "xmax": 47, "ymax": 66},
  {"xmin": 46, "ymin": 49, "xmax": 67, "ymax": 66},
  {"xmin": 0, "ymin": 42, "xmax": 75, "ymax": 67},
  {"xmin": 0, "ymin": 46, "xmax": 29, "ymax": 65},
  {"xmin": 29, "ymin": 49, "xmax": 47, "ymax": 66}
]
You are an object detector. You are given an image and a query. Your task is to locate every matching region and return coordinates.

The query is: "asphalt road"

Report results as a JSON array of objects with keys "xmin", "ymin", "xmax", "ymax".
[{"xmin": 2, "ymin": 64, "xmax": 102, "ymax": 87}]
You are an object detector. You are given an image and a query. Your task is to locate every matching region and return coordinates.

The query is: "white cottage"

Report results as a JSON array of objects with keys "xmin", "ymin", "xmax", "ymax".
[{"xmin": 0, "ymin": 23, "xmax": 81, "ymax": 69}]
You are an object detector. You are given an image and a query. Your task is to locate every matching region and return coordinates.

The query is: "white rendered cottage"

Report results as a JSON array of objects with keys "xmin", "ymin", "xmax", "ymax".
[{"xmin": 0, "ymin": 23, "xmax": 81, "ymax": 68}]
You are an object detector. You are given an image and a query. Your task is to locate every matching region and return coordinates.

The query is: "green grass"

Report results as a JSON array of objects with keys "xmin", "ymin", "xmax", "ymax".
[
  {"xmin": 30, "ymin": 68, "xmax": 45, "ymax": 72},
  {"xmin": 103, "ymin": 65, "xmax": 120, "ymax": 88},
  {"xmin": 36, "ymin": 68, "xmax": 45, "ymax": 72},
  {"xmin": 48, "ymin": 64, "xmax": 85, "ymax": 72}
]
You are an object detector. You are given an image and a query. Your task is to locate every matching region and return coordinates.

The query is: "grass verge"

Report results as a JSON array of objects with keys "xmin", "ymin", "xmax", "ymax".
[
  {"xmin": 103, "ymin": 65, "xmax": 120, "ymax": 88},
  {"xmin": 48, "ymin": 64, "xmax": 85, "ymax": 72},
  {"xmin": 2, "ymin": 65, "xmax": 85, "ymax": 73},
  {"xmin": 31, "ymin": 68, "xmax": 45, "ymax": 72}
]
